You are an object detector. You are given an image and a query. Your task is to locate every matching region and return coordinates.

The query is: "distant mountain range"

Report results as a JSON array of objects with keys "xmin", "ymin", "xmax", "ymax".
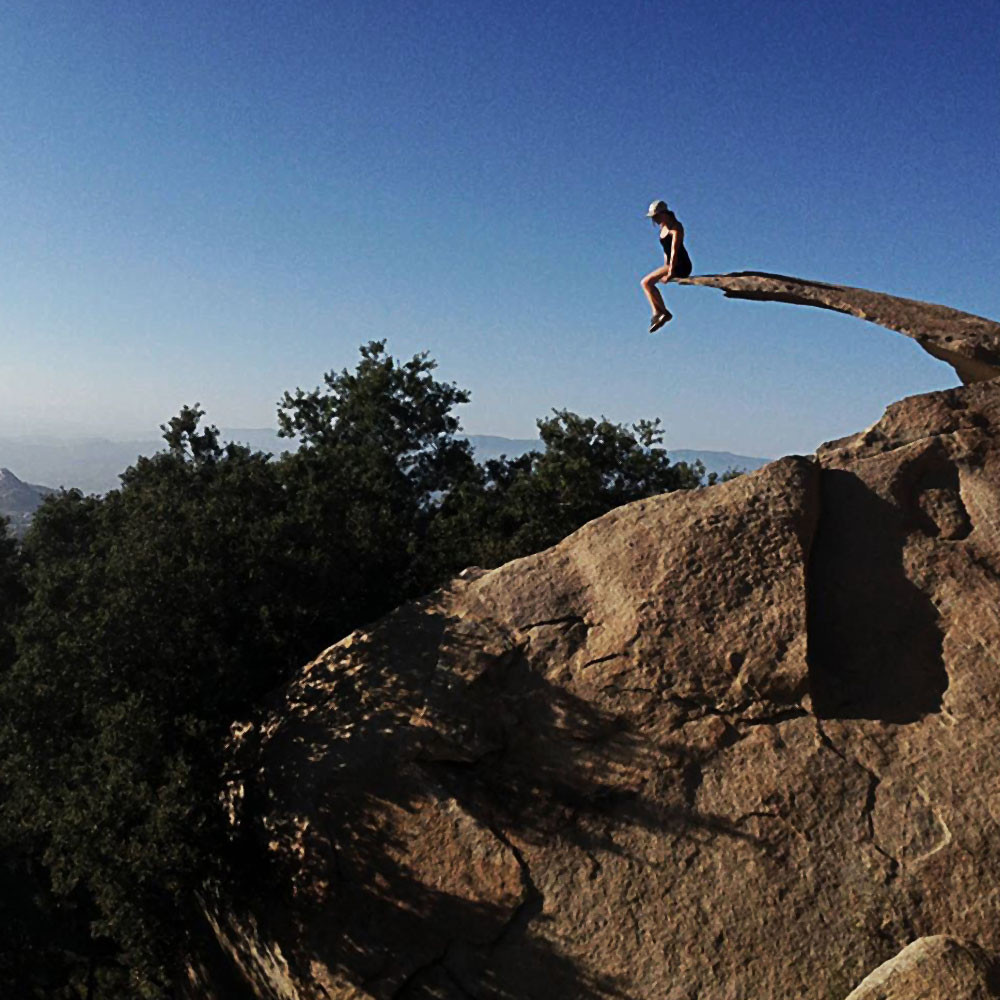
[
  {"xmin": 0, "ymin": 468, "xmax": 56, "ymax": 539},
  {"xmin": 663, "ymin": 449, "xmax": 771, "ymax": 478},
  {"xmin": 464, "ymin": 437, "xmax": 769, "ymax": 478},
  {"xmin": 0, "ymin": 431, "xmax": 771, "ymax": 507},
  {"xmin": 0, "ymin": 430, "xmax": 293, "ymax": 495}
]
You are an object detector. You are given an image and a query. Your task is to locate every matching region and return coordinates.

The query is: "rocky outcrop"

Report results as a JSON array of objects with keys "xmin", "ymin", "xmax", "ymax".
[
  {"xmin": 845, "ymin": 936, "xmax": 1000, "ymax": 1000},
  {"xmin": 677, "ymin": 272, "xmax": 1000, "ymax": 384},
  {"xmin": 203, "ymin": 372, "xmax": 1000, "ymax": 999}
]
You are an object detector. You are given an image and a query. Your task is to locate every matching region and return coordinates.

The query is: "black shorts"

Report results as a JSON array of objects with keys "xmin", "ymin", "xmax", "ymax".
[{"xmin": 671, "ymin": 247, "xmax": 693, "ymax": 279}]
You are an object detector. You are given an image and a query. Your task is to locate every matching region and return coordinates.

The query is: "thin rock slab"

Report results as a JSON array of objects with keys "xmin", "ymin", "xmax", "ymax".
[{"xmin": 678, "ymin": 272, "xmax": 1000, "ymax": 384}]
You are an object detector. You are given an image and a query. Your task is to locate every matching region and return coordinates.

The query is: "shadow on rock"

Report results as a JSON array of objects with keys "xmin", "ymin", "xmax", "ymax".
[
  {"xmin": 221, "ymin": 596, "xmax": 765, "ymax": 999},
  {"xmin": 807, "ymin": 468, "xmax": 947, "ymax": 722}
]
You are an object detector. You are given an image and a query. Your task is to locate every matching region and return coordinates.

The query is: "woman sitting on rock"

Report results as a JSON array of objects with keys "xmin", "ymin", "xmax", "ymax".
[{"xmin": 641, "ymin": 199, "xmax": 693, "ymax": 332}]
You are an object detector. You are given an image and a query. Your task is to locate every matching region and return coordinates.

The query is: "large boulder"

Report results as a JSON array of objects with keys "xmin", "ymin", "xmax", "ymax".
[{"xmin": 207, "ymin": 377, "xmax": 1000, "ymax": 1000}]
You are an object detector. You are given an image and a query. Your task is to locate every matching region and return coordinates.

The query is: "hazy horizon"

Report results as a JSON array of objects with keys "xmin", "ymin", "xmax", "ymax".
[
  {"xmin": 0, "ymin": 428, "xmax": 773, "ymax": 495},
  {"xmin": 0, "ymin": 424, "xmax": 772, "ymax": 457}
]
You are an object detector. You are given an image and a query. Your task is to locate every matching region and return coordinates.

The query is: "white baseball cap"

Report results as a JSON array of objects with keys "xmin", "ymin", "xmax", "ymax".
[{"xmin": 645, "ymin": 199, "xmax": 669, "ymax": 217}]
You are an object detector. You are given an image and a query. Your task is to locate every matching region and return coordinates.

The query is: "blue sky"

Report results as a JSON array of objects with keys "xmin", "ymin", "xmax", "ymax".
[{"xmin": 0, "ymin": 0, "xmax": 997, "ymax": 457}]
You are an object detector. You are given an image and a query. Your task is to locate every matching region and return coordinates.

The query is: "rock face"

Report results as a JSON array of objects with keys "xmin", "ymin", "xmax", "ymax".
[
  {"xmin": 844, "ymin": 936, "xmax": 1000, "ymax": 1000},
  {"xmin": 204, "ymin": 373, "xmax": 1000, "ymax": 999},
  {"xmin": 678, "ymin": 272, "xmax": 1000, "ymax": 384}
]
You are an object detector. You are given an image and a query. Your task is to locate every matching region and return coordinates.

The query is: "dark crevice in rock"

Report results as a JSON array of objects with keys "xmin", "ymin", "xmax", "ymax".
[
  {"xmin": 482, "ymin": 823, "xmax": 544, "ymax": 956},
  {"xmin": 737, "ymin": 708, "xmax": 809, "ymax": 728},
  {"xmin": 732, "ymin": 809, "xmax": 782, "ymax": 826},
  {"xmin": 391, "ymin": 944, "xmax": 478, "ymax": 1000},
  {"xmin": 520, "ymin": 614, "xmax": 592, "ymax": 631},
  {"xmin": 389, "ymin": 947, "xmax": 450, "ymax": 998},
  {"xmin": 582, "ymin": 653, "xmax": 626, "ymax": 669},
  {"xmin": 806, "ymin": 466, "xmax": 947, "ymax": 722},
  {"xmin": 666, "ymin": 694, "xmax": 808, "ymax": 733},
  {"xmin": 681, "ymin": 759, "xmax": 703, "ymax": 810},
  {"xmin": 666, "ymin": 693, "xmax": 749, "ymax": 718},
  {"xmin": 583, "ymin": 849, "xmax": 603, "ymax": 880},
  {"xmin": 862, "ymin": 771, "xmax": 900, "ymax": 877},
  {"xmin": 814, "ymin": 719, "xmax": 848, "ymax": 764},
  {"xmin": 713, "ymin": 719, "xmax": 743, "ymax": 751}
]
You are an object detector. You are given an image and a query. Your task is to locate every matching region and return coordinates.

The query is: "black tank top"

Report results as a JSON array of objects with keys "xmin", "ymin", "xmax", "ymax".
[{"xmin": 660, "ymin": 229, "xmax": 693, "ymax": 277}]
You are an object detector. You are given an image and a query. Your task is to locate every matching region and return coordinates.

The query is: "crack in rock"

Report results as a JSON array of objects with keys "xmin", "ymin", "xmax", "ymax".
[
  {"xmin": 388, "ymin": 945, "xmax": 452, "ymax": 999},
  {"xmin": 737, "ymin": 708, "xmax": 810, "ymax": 728},
  {"xmin": 582, "ymin": 652, "xmax": 626, "ymax": 669},
  {"xmin": 816, "ymin": 721, "xmax": 899, "ymax": 878},
  {"xmin": 482, "ymin": 822, "xmax": 545, "ymax": 956},
  {"xmin": 667, "ymin": 693, "xmax": 809, "ymax": 732},
  {"xmin": 390, "ymin": 943, "xmax": 477, "ymax": 1000},
  {"xmin": 732, "ymin": 809, "xmax": 783, "ymax": 825},
  {"xmin": 520, "ymin": 614, "xmax": 593, "ymax": 631}
]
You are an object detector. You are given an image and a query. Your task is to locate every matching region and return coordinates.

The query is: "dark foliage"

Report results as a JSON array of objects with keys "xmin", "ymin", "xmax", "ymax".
[
  {"xmin": 0, "ymin": 420, "xmax": 296, "ymax": 993},
  {"xmin": 434, "ymin": 409, "xmax": 703, "ymax": 567},
  {"xmin": 275, "ymin": 340, "xmax": 480, "ymax": 645},
  {"xmin": 0, "ymin": 518, "xmax": 22, "ymax": 666}
]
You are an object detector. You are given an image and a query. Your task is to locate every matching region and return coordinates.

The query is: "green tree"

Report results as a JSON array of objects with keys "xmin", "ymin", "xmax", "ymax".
[
  {"xmin": 436, "ymin": 409, "xmax": 703, "ymax": 567},
  {"xmin": 0, "ymin": 842, "xmax": 123, "ymax": 998},
  {"xmin": 0, "ymin": 512, "xmax": 127, "ymax": 996},
  {"xmin": 0, "ymin": 516, "xmax": 22, "ymax": 667},
  {"xmin": 277, "ymin": 339, "xmax": 479, "ymax": 635},
  {"xmin": 0, "ymin": 411, "xmax": 296, "ymax": 995}
]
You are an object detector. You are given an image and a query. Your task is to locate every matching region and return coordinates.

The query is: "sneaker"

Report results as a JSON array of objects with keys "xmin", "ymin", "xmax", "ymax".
[{"xmin": 649, "ymin": 311, "xmax": 672, "ymax": 332}]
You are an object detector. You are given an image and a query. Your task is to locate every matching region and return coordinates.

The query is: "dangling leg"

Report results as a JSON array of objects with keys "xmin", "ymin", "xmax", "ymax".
[{"xmin": 641, "ymin": 265, "xmax": 673, "ymax": 331}]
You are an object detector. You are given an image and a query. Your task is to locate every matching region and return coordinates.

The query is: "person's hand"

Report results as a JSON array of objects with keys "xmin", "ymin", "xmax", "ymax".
[{"xmin": 660, "ymin": 271, "xmax": 673, "ymax": 284}]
